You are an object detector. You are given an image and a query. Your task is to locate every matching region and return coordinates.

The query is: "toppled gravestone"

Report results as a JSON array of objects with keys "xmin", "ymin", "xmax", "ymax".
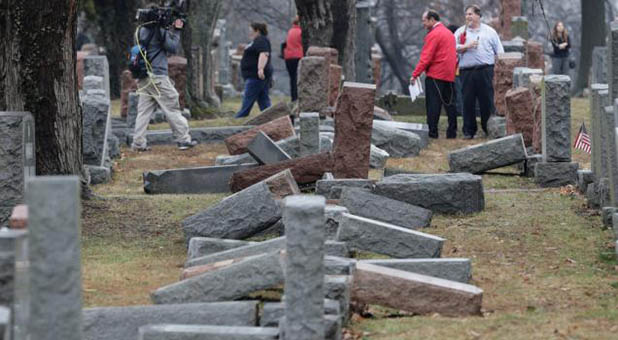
[
  {"xmin": 187, "ymin": 238, "xmax": 254, "ymax": 261},
  {"xmin": 359, "ymin": 258, "xmax": 471, "ymax": 283},
  {"xmin": 261, "ymin": 299, "xmax": 340, "ymax": 327},
  {"xmin": 336, "ymin": 213, "xmax": 444, "ymax": 258},
  {"xmin": 339, "ymin": 187, "xmax": 432, "ymax": 230},
  {"xmin": 247, "ymin": 131, "xmax": 292, "ymax": 165},
  {"xmin": 373, "ymin": 173, "xmax": 485, "ymax": 214},
  {"xmin": 370, "ymin": 145, "xmax": 389, "ymax": 169},
  {"xmin": 325, "ymin": 205, "xmax": 349, "ymax": 239},
  {"xmin": 315, "ymin": 179, "xmax": 375, "ymax": 199},
  {"xmin": 143, "ymin": 164, "xmax": 256, "ymax": 194},
  {"xmin": 224, "ymin": 116, "xmax": 295, "ymax": 155},
  {"xmin": 152, "ymin": 251, "xmax": 284, "ymax": 304},
  {"xmin": 245, "ymin": 101, "xmax": 291, "ymax": 126},
  {"xmin": 182, "ymin": 181, "xmax": 282, "ymax": 241},
  {"xmin": 351, "ymin": 262, "xmax": 483, "ymax": 316},
  {"xmin": 83, "ymin": 302, "xmax": 259, "ymax": 340},
  {"xmin": 371, "ymin": 122, "xmax": 422, "ymax": 157},
  {"xmin": 138, "ymin": 325, "xmax": 279, "ymax": 340},
  {"xmin": 373, "ymin": 120, "xmax": 429, "ymax": 148},
  {"xmin": 185, "ymin": 237, "xmax": 285, "ymax": 268},
  {"xmin": 448, "ymin": 134, "xmax": 527, "ymax": 174}
]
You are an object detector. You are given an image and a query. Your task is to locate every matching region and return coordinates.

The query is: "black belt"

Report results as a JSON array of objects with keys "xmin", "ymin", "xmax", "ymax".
[{"xmin": 459, "ymin": 64, "xmax": 494, "ymax": 71}]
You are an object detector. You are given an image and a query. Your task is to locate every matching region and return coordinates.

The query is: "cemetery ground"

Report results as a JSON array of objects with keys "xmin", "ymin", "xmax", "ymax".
[{"xmin": 82, "ymin": 97, "xmax": 618, "ymax": 339}]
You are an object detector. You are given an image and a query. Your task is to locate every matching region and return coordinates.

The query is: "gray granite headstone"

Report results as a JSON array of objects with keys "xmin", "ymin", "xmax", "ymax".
[
  {"xmin": 542, "ymin": 75, "xmax": 571, "ymax": 162},
  {"xmin": 247, "ymin": 131, "xmax": 292, "ymax": 165},
  {"xmin": 0, "ymin": 112, "xmax": 35, "ymax": 227},
  {"xmin": 282, "ymin": 195, "xmax": 326, "ymax": 340},
  {"xmin": 487, "ymin": 115, "xmax": 506, "ymax": 139},
  {"xmin": 298, "ymin": 57, "xmax": 327, "ymax": 113},
  {"xmin": 26, "ymin": 176, "xmax": 82, "ymax": 340},
  {"xmin": 607, "ymin": 21, "xmax": 618, "ymax": 101},
  {"xmin": 607, "ymin": 103, "xmax": 618, "ymax": 205},
  {"xmin": 512, "ymin": 67, "xmax": 543, "ymax": 88},
  {"xmin": 187, "ymin": 238, "xmax": 254, "ymax": 261},
  {"xmin": 84, "ymin": 56, "xmax": 112, "ymax": 167},
  {"xmin": 448, "ymin": 134, "xmax": 528, "ymax": 174},
  {"xmin": 83, "ymin": 75, "xmax": 104, "ymax": 92},
  {"xmin": 592, "ymin": 47, "xmax": 608, "ymax": 84},
  {"xmin": 127, "ymin": 92, "xmax": 139, "ymax": 129},
  {"xmin": 83, "ymin": 302, "xmax": 259, "ymax": 340},
  {"xmin": 0, "ymin": 229, "xmax": 27, "ymax": 340},
  {"xmin": 371, "ymin": 122, "xmax": 422, "ymax": 157},
  {"xmin": 590, "ymin": 84, "xmax": 610, "ymax": 181},
  {"xmin": 138, "ymin": 325, "xmax": 279, "ymax": 340},
  {"xmin": 315, "ymin": 179, "xmax": 375, "ymax": 200},
  {"xmin": 143, "ymin": 164, "xmax": 256, "ymax": 194},
  {"xmin": 185, "ymin": 237, "xmax": 285, "ymax": 268},
  {"xmin": 359, "ymin": 258, "xmax": 472, "ymax": 283},
  {"xmin": 82, "ymin": 93, "xmax": 111, "ymax": 166},
  {"xmin": 299, "ymin": 112, "xmax": 321, "ymax": 157},
  {"xmin": 355, "ymin": 1, "xmax": 374, "ymax": 84},
  {"xmin": 534, "ymin": 162, "xmax": 579, "ymax": 187}
]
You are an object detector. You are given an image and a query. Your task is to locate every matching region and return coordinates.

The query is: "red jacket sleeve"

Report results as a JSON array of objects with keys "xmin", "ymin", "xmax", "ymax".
[{"xmin": 412, "ymin": 31, "xmax": 438, "ymax": 79}]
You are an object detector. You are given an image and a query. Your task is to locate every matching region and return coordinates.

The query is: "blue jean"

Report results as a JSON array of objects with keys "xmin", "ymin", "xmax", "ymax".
[{"xmin": 235, "ymin": 78, "xmax": 271, "ymax": 118}]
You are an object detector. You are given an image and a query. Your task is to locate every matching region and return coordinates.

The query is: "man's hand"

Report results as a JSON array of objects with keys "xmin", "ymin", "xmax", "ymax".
[
  {"xmin": 467, "ymin": 39, "xmax": 479, "ymax": 49},
  {"xmin": 559, "ymin": 42, "xmax": 567, "ymax": 49},
  {"xmin": 173, "ymin": 19, "xmax": 184, "ymax": 30},
  {"xmin": 258, "ymin": 69, "xmax": 265, "ymax": 80}
]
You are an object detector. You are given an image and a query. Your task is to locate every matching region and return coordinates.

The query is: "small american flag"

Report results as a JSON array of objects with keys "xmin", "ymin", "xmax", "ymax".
[{"xmin": 573, "ymin": 122, "xmax": 591, "ymax": 154}]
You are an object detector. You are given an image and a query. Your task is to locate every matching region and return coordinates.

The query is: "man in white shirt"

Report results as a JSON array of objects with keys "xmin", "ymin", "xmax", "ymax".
[{"xmin": 454, "ymin": 4, "xmax": 504, "ymax": 139}]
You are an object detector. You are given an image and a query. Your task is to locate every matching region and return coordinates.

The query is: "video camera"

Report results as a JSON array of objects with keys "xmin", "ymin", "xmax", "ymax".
[{"xmin": 136, "ymin": 0, "xmax": 187, "ymax": 29}]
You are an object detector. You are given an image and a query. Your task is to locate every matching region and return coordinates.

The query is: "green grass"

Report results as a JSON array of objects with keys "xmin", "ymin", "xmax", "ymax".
[{"xmin": 84, "ymin": 97, "xmax": 618, "ymax": 338}]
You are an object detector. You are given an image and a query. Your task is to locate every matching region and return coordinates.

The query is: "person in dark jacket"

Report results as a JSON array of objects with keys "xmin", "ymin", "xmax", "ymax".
[
  {"xmin": 235, "ymin": 23, "xmax": 273, "ymax": 118},
  {"xmin": 550, "ymin": 21, "xmax": 571, "ymax": 75},
  {"xmin": 284, "ymin": 16, "xmax": 303, "ymax": 102},
  {"xmin": 411, "ymin": 10, "xmax": 458, "ymax": 139}
]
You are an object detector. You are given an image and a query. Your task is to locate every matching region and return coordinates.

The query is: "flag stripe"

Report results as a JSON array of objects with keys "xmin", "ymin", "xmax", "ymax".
[{"xmin": 574, "ymin": 122, "xmax": 591, "ymax": 154}]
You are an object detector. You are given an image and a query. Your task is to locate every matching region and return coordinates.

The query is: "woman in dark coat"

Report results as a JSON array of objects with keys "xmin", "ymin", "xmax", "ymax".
[{"xmin": 550, "ymin": 21, "xmax": 571, "ymax": 75}]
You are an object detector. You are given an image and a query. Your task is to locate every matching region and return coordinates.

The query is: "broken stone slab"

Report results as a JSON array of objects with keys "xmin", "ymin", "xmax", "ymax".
[
  {"xmin": 576, "ymin": 170, "xmax": 594, "ymax": 194},
  {"xmin": 315, "ymin": 179, "xmax": 376, "ymax": 200},
  {"xmin": 86, "ymin": 165, "xmax": 111, "ymax": 185},
  {"xmin": 187, "ymin": 238, "xmax": 254, "ymax": 261},
  {"xmin": 487, "ymin": 115, "xmax": 507, "ymax": 139},
  {"xmin": 143, "ymin": 164, "xmax": 257, "ymax": 194},
  {"xmin": 448, "ymin": 134, "xmax": 527, "ymax": 174},
  {"xmin": 371, "ymin": 122, "xmax": 422, "ymax": 157},
  {"xmin": 247, "ymin": 131, "xmax": 292, "ymax": 165},
  {"xmin": 229, "ymin": 152, "xmax": 334, "ymax": 192},
  {"xmin": 382, "ymin": 167, "xmax": 419, "ymax": 178},
  {"xmin": 325, "ymin": 205, "xmax": 349, "ymax": 240},
  {"xmin": 138, "ymin": 325, "xmax": 278, "ymax": 340},
  {"xmin": 126, "ymin": 126, "xmax": 254, "ymax": 146},
  {"xmin": 260, "ymin": 168, "xmax": 302, "ymax": 200},
  {"xmin": 283, "ymin": 195, "xmax": 326, "ymax": 340},
  {"xmin": 370, "ymin": 144, "xmax": 389, "ymax": 169},
  {"xmin": 359, "ymin": 258, "xmax": 471, "ymax": 283},
  {"xmin": 332, "ymin": 82, "xmax": 376, "ymax": 179},
  {"xmin": 325, "ymin": 241, "xmax": 350, "ymax": 258},
  {"xmin": 534, "ymin": 162, "xmax": 579, "ymax": 188},
  {"xmin": 502, "ymin": 39, "xmax": 525, "ymax": 53},
  {"xmin": 336, "ymin": 213, "xmax": 443, "ymax": 258},
  {"xmin": 225, "ymin": 116, "xmax": 295, "ymax": 155},
  {"xmin": 152, "ymin": 251, "xmax": 284, "ymax": 304},
  {"xmin": 339, "ymin": 187, "xmax": 432, "ymax": 230},
  {"xmin": 372, "ymin": 120, "xmax": 429, "ymax": 148},
  {"xmin": 83, "ymin": 302, "xmax": 259, "ymax": 340},
  {"xmin": 185, "ymin": 237, "xmax": 285, "ymax": 268},
  {"xmin": 374, "ymin": 173, "xmax": 485, "ymax": 214},
  {"xmin": 542, "ymin": 75, "xmax": 572, "ymax": 162},
  {"xmin": 245, "ymin": 101, "xmax": 292, "ymax": 126},
  {"xmin": 324, "ymin": 275, "xmax": 351, "ymax": 325},
  {"xmin": 182, "ymin": 181, "xmax": 282, "ymax": 241},
  {"xmin": 351, "ymin": 262, "xmax": 483, "ymax": 316}
]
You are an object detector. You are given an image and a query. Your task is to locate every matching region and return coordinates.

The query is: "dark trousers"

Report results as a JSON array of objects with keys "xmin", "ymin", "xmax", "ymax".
[
  {"xmin": 235, "ymin": 78, "xmax": 271, "ymax": 118},
  {"xmin": 461, "ymin": 65, "xmax": 494, "ymax": 137},
  {"xmin": 285, "ymin": 58, "xmax": 300, "ymax": 101},
  {"xmin": 425, "ymin": 77, "xmax": 458, "ymax": 138}
]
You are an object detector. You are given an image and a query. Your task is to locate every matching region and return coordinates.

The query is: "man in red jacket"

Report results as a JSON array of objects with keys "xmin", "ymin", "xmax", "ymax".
[{"xmin": 411, "ymin": 10, "xmax": 458, "ymax": 139}]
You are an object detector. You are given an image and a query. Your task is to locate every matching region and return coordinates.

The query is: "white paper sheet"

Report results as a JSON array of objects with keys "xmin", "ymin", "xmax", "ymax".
[{"xmin": 409, "ymin": 78, "xmax": 424, "ymax": 102}]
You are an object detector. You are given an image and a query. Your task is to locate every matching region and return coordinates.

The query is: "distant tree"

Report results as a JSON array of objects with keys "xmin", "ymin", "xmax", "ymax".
[
  {"xmin": 575, "ymin": 0, "xmax": 606, "ymax": 93},
  {"xmin": 0, "ymin": 0, "xmax": 87, "ymax": 189}
]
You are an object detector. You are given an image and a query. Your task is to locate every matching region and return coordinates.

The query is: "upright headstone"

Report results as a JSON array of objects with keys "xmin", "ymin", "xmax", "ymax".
[
  {"xmin": 298, "ymin": 57, "xmax": 328, "ymax": 113},
  {"xmin": 333, "ymin": 82, "xmax": 376, "ymax": 178},
  {"xmin": 505, "ymin": 87, "xmax": 534, "ymax": 146},
  {"xmin": 608, "ymin": 21, "xmax": 618, "ymax": 101},
  {"xmin": 592, "ymin": 47, "xmax": 608, "ymax": 84},
  {"xmin": 609, "ymin": 102, "xmax": 618, "ymax": 205},
  {"xmin": 542, "ymin": 75, "xmax": 571, "ymax": 162},
  {"xmin": 299, "ymin": 112, "xmax": 321, "ymax": 157},
  {"xmin": 493, "ymin": 53, "xmax": 525, "ymax": 116},
  {"xmin": 590, "ymin": 84, "xmax": 610, "ymax": 181},
  {"xmin": 25, "ymin": 176, "xmax": 82, "ymax": 340},
  {"xmin": 127, "ymin": 92, "xmax": 139, "ymax": 129},
  {"xmin": 83, "ymin": 56, "xmax": 112, "ymax": 165},
  {"xmin": 499, "ymin": 0, "xmax": 522, "ymax": 40},
  {"xmin": 511, "ymin": 16, "xmax": 528, "ymax": 40},
  {"xmin": 217, "ymin": 20, "xmax": 230, "ymax": 85},
  {"xmin": 355, "ymin": 1, "xmax": 374, "ymax": 84},
  {"xmin": 0, "ymin": 229, "xmax": 27, "ymax": 340},
  {"xmin": 82, "ymin": 92, "xmax": 111, "ymax": 166},
  {"xmin": 283, "ymin": 196, "xmax": 326, "ymax": 340},
  {"xmin": 0, "ymin": 112, "xmax": 35, "ymax": 227},
  {"xmin": 525, "ymin": 40, "xmax": 544, "ymax": 70},
  {"xmin": 512, "ymin": 67, "xmax": 543, "ymax": 88}
]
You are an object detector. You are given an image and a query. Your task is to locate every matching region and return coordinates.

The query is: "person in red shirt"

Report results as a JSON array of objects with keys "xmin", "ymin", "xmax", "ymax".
[
  {"xmin": 411, "ymin": 10, "xmax": 458, "ymax": 139},
  {"xmin": 284, "ymin": 16, "xmax": 303, "ymax": 102}
]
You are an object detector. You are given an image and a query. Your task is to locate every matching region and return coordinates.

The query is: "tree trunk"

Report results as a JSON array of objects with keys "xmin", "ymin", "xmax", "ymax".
[
  {"xmin": 296, "ymin": 0, "xmax": 356, "ymax": 80},
  {"xmin": 183, "ymin": 0, "xmax": 222, "ymax": 109},
  {"xmin": 575, "ymin": 0, "xmax": 606, "ymax": 93},
  {"xmin": 0, "ymin": 0, "xmax": 84, "ymax": 183},
  {"xmin": 92, "ymin": 0, "xmax": 139, "ymax": 98}
]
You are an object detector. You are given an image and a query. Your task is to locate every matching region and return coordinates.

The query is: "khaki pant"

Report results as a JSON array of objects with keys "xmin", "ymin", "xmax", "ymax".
[{"xmin": 132, "ymin": 75, "xmax": 191, "ymax": 148}]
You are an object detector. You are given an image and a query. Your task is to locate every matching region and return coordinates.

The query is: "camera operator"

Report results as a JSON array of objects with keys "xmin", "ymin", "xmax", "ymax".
[{"xmin": 131, "ymin": 17, "xmax": 197, "ymax": 151}]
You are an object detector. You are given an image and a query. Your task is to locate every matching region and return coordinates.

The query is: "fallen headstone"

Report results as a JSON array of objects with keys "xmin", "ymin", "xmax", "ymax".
[
  {"xmin": 371, "ymin": 122, "xmax": 422, "ymax": 157},
  {"xmin": 315, "ymin": 179, "xmax": 375, "ymax": 200},
  {"xmin": 370, "ymin": 145, "xmax": 390, "ymax": 169},
  {"xmin": 351, "ymin": 262, "xmax": 483, "ymax": 316},
  {"xmin": 374, "ymin": 173, "xmax": 485, "ymax": 214},
  {"xmin": 127, "ymin": 126, "xmax": 254, "ymax": 146},
  {"xmin": 187, "ymin": 238, "xmax": 254, "ymax": 261},
  {"xmin": 359, "ymin": 258, "xmax": 471, "ymax": 283},
  {"xmin": 245, "ymin": 101, "xmax": 292, "ymax": 126},
  {"xmin": 225, "ymin": 116, "xmax": 295, "ymax": 155},
  {"xmin": 152, "ymin": 251, "xmax": 284, "ymax": 304},
  {"xmin": 247, "ymin": 131, "xmax": 292, "ymax": 165},
  {"xmin": 373, "ymin": 120, "xmax": 429, "ymax": 148},
  {"xmin": 86, "ymin": 165, "xmax": 112, "ymax": 185},
  {"xmin": 448, "ymin": 134, "xmax": 527, "ymax": 174},
  {"xmin": 325, "ymin": 205, "xmax": 349, "ymax": 239},
  {"xmin": 336, "ymin": 213, "xmax": 443, "ymax": 258},
  {"xmin": 138, "ymin": 325, "xmax": 278, "ymax": 340},
  {"xmin": 534, "ymin": 162, "xmax": 579, "ymax": 187},
  {"xmin": 339, "ymin": 187, "xmax": 432, "ymax": 230},
  {"xmin": 325, "ymin": 241, "xmax": 350, "ymax": 258},
  {"xmin": 143, "ymin": 164, "xmax": 257, "ymax": 194},
  {"xmin": 185, "ymin": 237, "xmax": 285, "ymax": 268},
  {"xmin": 373, "ymin": 106, "xmax": 393, "ymax": 121},
  {"xmin": 83, "ymin": 302, "xmax": 259, "ymax": 340}
]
